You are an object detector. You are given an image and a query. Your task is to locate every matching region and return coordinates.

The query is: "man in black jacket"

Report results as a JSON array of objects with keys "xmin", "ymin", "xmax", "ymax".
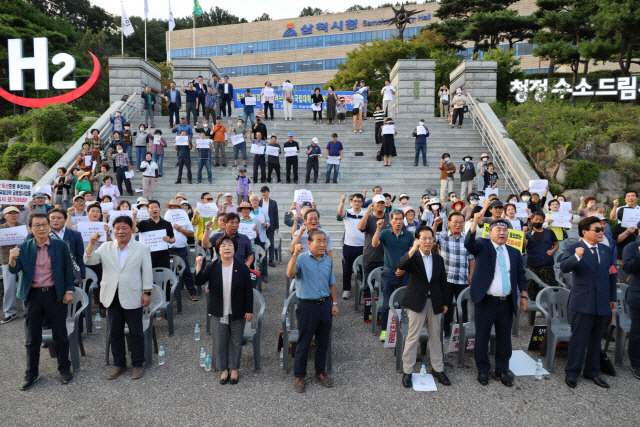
[
  {"xmin": 397, "ymin": 225, "xmax": 452, "ymax": 388},
  {"xmin": 251, "ymin": 116, "xmax": 267, "ymax": 141}
]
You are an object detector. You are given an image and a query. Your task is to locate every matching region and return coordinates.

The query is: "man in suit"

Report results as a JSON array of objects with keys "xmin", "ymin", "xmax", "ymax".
[
  {"xmin": 164, "ymin": 81, "xmax": 182, "ymax": 128},
  {"xmin": 221, "ymin": 75, "xmax": 234, "ymax": 117},
  {"xmin": 140, "ymin": 86, "xmax": 156, "ymax": 128},
  {"xmin": 259, "ymin": 186, "xmax": 279, "ymax": 268},
  {"xmin": 622, "ymin": 231, "xmax": 640, "ymax": 380},
  {"xmin": 560, "ymin": 216, "xmax": 617, "ymax": 388},
  {"xmin": 48, "ymin": 208, "xmax": 85, "ymax": 281},
  {"xmin": 10, "ymin": 213, "xmax": 75, "ymax": 390},
  {"xmin": 465, "ymin": 214, "xmax": 528, "ymax": 387},
  {"xmin": 84, "ymin": 215, "xmax": 153, "ymax": 380},
  {"xmin": 208, "ymin": 75, "xmax": 222, "ymax": 118},
  {"xmin": 192, "ymin": 75, "xmax": 208, "ymax": 117},
  {"xmin": 398, "ymin": 225, "xmax": 452, "ymax": 388}
]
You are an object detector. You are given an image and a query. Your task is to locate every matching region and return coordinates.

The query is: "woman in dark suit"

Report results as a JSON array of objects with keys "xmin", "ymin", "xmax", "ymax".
[{"xmin": 196, "ymin": 235, "xmax": 253, "ymax": 385}]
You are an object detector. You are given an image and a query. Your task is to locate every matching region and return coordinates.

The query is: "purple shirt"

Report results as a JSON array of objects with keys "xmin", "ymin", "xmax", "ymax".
[{"xmin": 326, "ymin": 140, "xmax": 343, "ymax": 157}]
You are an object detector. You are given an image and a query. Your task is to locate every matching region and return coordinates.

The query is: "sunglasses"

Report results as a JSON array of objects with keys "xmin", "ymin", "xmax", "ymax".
[
  {"xmin": 204, "ymin": 198, "xmax": 213, "ymax": 201},
  {"xmin": 590, "ymin": 227, "xmax": 605, "ymax": 233}
]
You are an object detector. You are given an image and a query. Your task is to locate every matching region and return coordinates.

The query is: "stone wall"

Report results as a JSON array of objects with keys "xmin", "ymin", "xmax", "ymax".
[
  {"xmin": 389, "ymin": 59, "xmax": 435, "ymax": 117},
  {"xmin": 449, "ymin": 60, "xmax": 497, "ymax": 103},
  {"xmin": 108, "ymin": 57, "xmax": 162, "ymax": 106},
  {"xmin": 171, "ymin": 58, "xmax": 221, "ymax": 85}
]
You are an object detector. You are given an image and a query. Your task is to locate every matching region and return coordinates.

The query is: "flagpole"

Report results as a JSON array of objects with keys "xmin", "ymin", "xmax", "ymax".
[
  {"xmin": 168, "ymin": 30, "xmax": 172, "ymax": 63},
  {"xmin": 144, "ymin": 16, "xmax": 147, "ymax": 61},
  {"xmin": 192, "ymin": 13, "xmax": 196, "ymax": 59},
  {"xmin": 121, "ymin": 24, "xmax": 124, "ymax": 57}
]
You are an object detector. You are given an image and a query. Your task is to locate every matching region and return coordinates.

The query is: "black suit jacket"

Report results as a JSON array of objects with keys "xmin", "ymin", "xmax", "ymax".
[
  {"xmin": 397, "ymin": 250, "xmax": 450, "ymax": 314},
  {"xmin": 259, "ymin": 199, "xmax": 279, "ymax": 231},
  {"xmin": 195, "ymin": 259, "xmax": 253, "ymax": 321}
]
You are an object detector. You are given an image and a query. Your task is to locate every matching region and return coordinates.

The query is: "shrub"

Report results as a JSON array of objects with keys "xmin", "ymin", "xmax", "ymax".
[
  {"xmin": 29, "ymin": 106, "xmax": 70, "ymax": 145},
  {"xmin": 565, "ymin": 160, "xmax": 600, "ymax": 189},
  {"xmin": 548, "ymin": 182, "xmax": 563, "ymax": 195},
  {"xmin": 2, "ymin": 143, "xmax": 30, "ymax": 177},
  {"xmin": 614, "ymin": 159, "xmax": 640, "ymax": 184},
  {"xmin": 0, "ymin": 114, "xmax": 31, "ymax": 142},
  {"xmin": 71, "ymin": 120, "xmax": 93, "ymax": 142},
  {"xmin": 26, "ymin": 144, "xmax": 63, "ymax": 167}
]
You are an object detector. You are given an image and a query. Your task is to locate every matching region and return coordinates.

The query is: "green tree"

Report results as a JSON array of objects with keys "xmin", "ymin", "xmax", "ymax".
[
  {"xmin": 123, "ymin": 17, "xmax": 168, "ymax": 62},
  {"xmin": 299, "ymin": 7, "xmax": 326, "ymax": 16},
  {"xmin": 72, "ymin": 30, "xmax": 111, "ymax": 112},
  {"xmin": 345, "ymin": 5, "xmax": 373, "ymax": 12},
  {"xmin": 174, "ymin": 6, "xmax": 247, "ymax": 29},
  {"xmin": 253, "ymin": 13, "xmax": 272, "ymax": 22},
  {"xmin": 25, "ymin": 0, "xmax": 115, "ymax": 34},
  {"xmin": 475, "ymin": 48, "xmax": 524, "ymax": 102}
]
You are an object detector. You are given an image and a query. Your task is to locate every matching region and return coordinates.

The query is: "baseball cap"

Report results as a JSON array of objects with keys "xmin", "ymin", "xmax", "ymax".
[
  {"xmin": 311, "ymin": 137, "xmax": 318, "ymax": 144},
  {"xmin": 489, "ymin": 200, "xmax": 504, "ymax": 209},
  {"xmin": 73, "ymin": 195, "xmax": 85, "ymax": 202},
  {"xmin": 180, "ymin": 200, "xmax": 190, "ymax": 205},
  {"xmin": 137, "ymin": 198, "xmax": 149, "ymax": 207},
  {"xmin": 288, "ymin": 132, "xmax": 294, "ymax": 137},
  {"xmin": 301, "ymin": 201, "xmax": 313, "ymax": 208},
  {"xmin": 399, "ymin": 193, "xmax": 409, "ymax": 200},
  {"xmin": 3, "ymin": 206, "xmax": 19, "ymax": 214},
  {"xmin": 372, "ymin": 195, "xmax": 385, "ymax": 204},
  {"xmin": 224, "ymin": 192, "xmax": 232, "ymax": 197}
]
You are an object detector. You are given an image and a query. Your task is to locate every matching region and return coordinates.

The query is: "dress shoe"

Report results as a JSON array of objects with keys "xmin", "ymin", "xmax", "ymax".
[
  {"xmin": 60, "ymin": 371, "xmax": 73, "ymax": 385},
  {"xmin": 107, "ymin": 365, "xmax": 127, "ymax": 380},
  {"xmin": 477, "ymin": 373, "xmax": 489, "ymax": 385},
  {"xmin": 262, "ymin": 277, "xmax": 268, "ymax": 284},
  {"xmin": 316, "ymin": 372, "xmax": 333, "ymax": 388},
  {"xmin": 20, "ymin": 375, "xmax": 40, "ymax": 391},
  {"xmin": 220, "ymin": 370, "xmax": 230, "ymax": 385},
  {"xmin": 495, "ymin": 372, "xmax": 514, "ymax": 387},
  {"xmin": 230, "ymin": 376, "xmax": 239, "ymax": 385},
  {"xmin": 632, "ymin": 366, "xmax": 640, "ymax": 380},
  {"xmin": 402, "ymin": 373, "xmax": 413, "ymax": 388},
  {"xmin": 131, "ymin": 367, "xmax": 144, "ymax": 379},
  {"xmin": 294, "ymin": 377, "xmax": 306, "ymax": 393},
  {"xmin": 432, "ymin": 370, "xmax": 451, "ymax": 386},
  {"xmin": 269, "ymin": 260, "xmax": 276, "ymax": 268},
  {"xmin": 565, "ymin": 375, "xmax": 578, "ymax": 388},
  {"xmin": 584, "ymin": 375, "xmax": 609, "ymax": 388}
]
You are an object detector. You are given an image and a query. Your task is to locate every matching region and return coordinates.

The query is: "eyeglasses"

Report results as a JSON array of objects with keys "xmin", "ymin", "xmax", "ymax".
[
  {"xmin": 204, "ymin": 198, "xmax": 213, "ymax": 201},
  {"xmin": 418, "ymin": 237, "xmax": 434, "ymax": 242},
  {"xmin": 590, "ymin": 227, "xmax": 605, "ymax": 233},
  {"xmin": 75, "ymin": 200, "xmax": 86, "ymax": 204},
  {"xmin": 31, "ymin": 223, "xmax": 49, "ymax": 229}
]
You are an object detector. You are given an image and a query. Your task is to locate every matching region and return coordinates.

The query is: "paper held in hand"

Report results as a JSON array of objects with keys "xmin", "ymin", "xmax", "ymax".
[
  {"xmin": 484, "ymin": 187, "xmax": 499, "ymax": 198},
  {"xmin": 263, "ymin": 87, "xmax": 275, "ymax": 97},
  {"xmin": 231, "ymin": 134, "xmax": 245, "ymax": 145},
  {"xmin": 382, "ymin": 125, "xmax": 395, "ymax": 134},
  {"xmin": 124, "ymin": 170, "xmax": 134, "ymax": 179},
  {"xmin": 100, "ymin": 202, "xmax": 114, "ymax": 212},
  {"xmin": 250, "ymin": 144, "xmax": 265, "ymax": 155},
  {"xmin": 621, "ymin": 208, "xmax": 640, "ymax": 228},
  {"xmin": 282, "ymin": 82, "xmax": 293, "ymax": 91},
  {"xmin": 237, "ymin": 222, "xmax": 257, "ymax": 240},
  {"xmin": 109, "ymin": 210, "xmax": 133, "ymax": 224},
  {"xmin": 327, "ymin": 156, "xmax": 340, "ymax": 165},
  {"xmin": 165, "ymin": 208, "xmax": 190, "ymax": 226},
  {"xmin": 549, "ymin": 211, "xmax": 572, "ymax": 228},
  {"xmin": 294, "ymin": 189, "xmax": 313, "ymax": 205},
  {"xmin": 153, "ymin": 135, "xmax": 161, "ymax": 145},
  {"xmin": 175, "ymin": 135, "xmax": 189, "ymax": 146},
  {"xmin": 311, "ymin": 104, "xmax": 321, "ymax": 111},
  {"xmin": 284, "ymin": 147, "xmax": 298, "ymax": 157},
  {"xmin": 136, "ymin": 208, "xmax": 150, "ymax": 221},
  {"xmin": 71, "ymin": 216, "xmax": 88, "ymax": 226},
  {"xmin": 77, "ymin": 221, "xmax": 107, "ymax": 242},
  {"xmin": 265, "ymin": 146, "xmax": 280, "ymax": 157},
  {"xmin": 559, "ymin": 201, "xmax": 572, "ymax": 213},
  {"xmin": 528, "ymin": 179, "xmax": 548, "ymax": 194},
  {"xmin": 139, "ymin": 230, "xmax": 169, "ymax": 252},
  {"xmin": 0, "ymin": 225, "xmax": 28, "ymax": 246},
  {"xmin": 196, "ymin": 202, "xmax": 218, "ymax": 218},
  {"xmin": 416, "ymin": 125, "xmax": 427, "ymax": 135},
  {"xmin": 244, "ymin": 96, "xmax": 257, "ymax": 106},
  {"xmin": 513, "ymin": 202, "xmax": 528, "ymax": 218},
  {"xmin": 196, "ymin": 139, "xmax": 212, "ymax": 149}
]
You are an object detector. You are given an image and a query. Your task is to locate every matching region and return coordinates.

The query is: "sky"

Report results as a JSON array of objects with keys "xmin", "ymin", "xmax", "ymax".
[{"xmin": 90, "ymin": 0, "xmax": 399, "ymax": 22}]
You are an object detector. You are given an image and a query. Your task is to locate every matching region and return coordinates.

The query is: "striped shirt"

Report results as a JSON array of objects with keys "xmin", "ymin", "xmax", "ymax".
[
  {"xmin": 436, "ymin": 230, "xmax": 474, "ymax": 285},
  {"xmin": 373, "ymin": 110, "xmax": 386, "ymax": 123}
]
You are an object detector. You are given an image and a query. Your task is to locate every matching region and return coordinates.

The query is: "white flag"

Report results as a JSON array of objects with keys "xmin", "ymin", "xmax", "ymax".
[
  {"xmin": 121, "ymin": 5, "xmax": 135, "ymax": 37},
  {"xmin": 144, "ymin": 0, "xmax": 149, "ymax": 20},
  {"xmin": 168, "ymin": 0, "xmax": 176, "ymax": 31}
]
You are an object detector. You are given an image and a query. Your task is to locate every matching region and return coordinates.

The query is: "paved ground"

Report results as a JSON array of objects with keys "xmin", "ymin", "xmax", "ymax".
[{"xmin": 0, "ymin": 258, "xmax": 638, "ymax": 426}]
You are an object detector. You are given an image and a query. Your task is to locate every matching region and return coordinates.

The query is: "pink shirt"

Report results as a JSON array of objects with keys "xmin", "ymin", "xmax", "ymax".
[{"xmin": 32, "ymin": 238, "xmax": 54, "ymax": 288}]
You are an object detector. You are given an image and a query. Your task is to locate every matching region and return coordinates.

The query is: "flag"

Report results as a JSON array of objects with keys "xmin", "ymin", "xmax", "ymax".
[
  {"xmin": 168, "ymin": 0, "xmax": 175, "ymax": 31},
  {"xmin": 193, "ymin": 0, "xmax": 203, "ymax": 16},
  {"xmin": 144, "ymin": 0, "xmax": 149, "ymax": 20},
  {"xmin": 121, "ymin": 5, "xmax": 135, "ymax": 37}
]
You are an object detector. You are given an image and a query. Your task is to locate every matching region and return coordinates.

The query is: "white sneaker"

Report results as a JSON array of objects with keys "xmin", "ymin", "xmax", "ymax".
[
  {"xmin": 342, "ymin": 291, "xmax": 350, "ymax": 299},
  {"xmin": 359, "ymin": 130, "xmax": 363, "ymax": 133},
  {"xmin": 353, "ymin": 130, "xmax": 357, "ymax": 133}
]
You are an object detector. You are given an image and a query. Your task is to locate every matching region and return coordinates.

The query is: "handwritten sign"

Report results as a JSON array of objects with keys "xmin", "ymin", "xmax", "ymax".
[
  {"xmin": 416, "ymin": 125, "xmax": 427, "ymax": 135},
  {"xmin": 265, "ymin": 146, "xmax": 280, "ymax": 157},
  {"xmin": 327, "ymin": 156, "xmax": 340, "ymax": 165},
  {"xmin": 175, "ymin": 135, "xmax": 189, "ymax": 146},
  {"xmin": 196, "ymin": 139, "xmax": 212, "ymax": 149},
  {"xmin": 100, "ymin": 202, "xmax": 114, "ymax": 212},
  {"xmin": 382, "ymin": 125, "xmax": 395, "ymax": 134},
  {"xmin": 139, "ymin": 230, "xmax": 169, "ymax": 252},
  {"xmin": 77, "ymin": 221, "xmax": 107, "ymax": 242},
  {"xmin": 165, "ymin": 209, "xmax": 190, "ymax": 226},
  {"xmin": 250, "ymin": 144, "xmax": 265, "ymax": 155},
  {"xmin": 231, "ymin": 134, "xmax": 245, "ymax": 145},
  {"xmin": 0, "ymin": 180, "xmax": 32, "ymax": 206},
  {"xmin": 263, "ymin": 87, "xmax": 275, "ymax": 98},
  {"xmin": 485, "ymin": 187, "xmax": 499, "ymax": 198},
  {"xmin": 550, "ymin": 211, "xmax": 572, "ymax": 228},
  {"xmin": 238, "ymin": 222, "xmax": 257, "ymax": 240},
  {"xmin": 0, "ymin": 225, "xmax": 28, "ymax": 246},
  {"xmin": 311, "ymin": 104, "xmax": 321, "ymax": 111},
  {"xmin": 109, "ymin": 210, "xmax": 133, "ymax": 224},
  {"xmin": 244, "ymin": 96, "xmax": 256, "ymax": 106},
  {"xmin": 71, "ymin": 215, "xmax": 88, "ymax": 226},
  {"xmin": 621, "ymin": 208, "xmax": 640, "ymax": 228},
  {"xmin": 528, "ymin": 179, "xmax": 548, "ymax": 194},
  {"xmin": 136, "ymin": 208, "xmax": 150, "ymax": 221},
  {"xmin": 294, "ymin": 189, "xmax": 313, "ymax": 205},
  {"xmin": 196, "ymin": 202, "xmax": 218, "ymax": 218},
  {"xmin": 559, "ymin": 201, "xmax": 572, "ymax": 213},
  {"xmin": 284, "ymin": 147, "xmax": 298, "ymax": 157},
  {"xmin": 514, "ymin": 202, "xmax": 529, "ymax": 218},
  {"xmin": 153, "ymin": 135, "xmax": 162, "ymax": 145},
  {"xmin": 282, "ymin": 82, "xmax": 293, "ymax": 91}
]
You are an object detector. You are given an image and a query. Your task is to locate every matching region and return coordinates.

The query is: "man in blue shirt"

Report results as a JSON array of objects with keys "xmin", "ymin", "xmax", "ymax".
[
  {"xmin": 203, "ymin": 87, "xmax": 217, "ymax": 124},
  {"xmin": 240, "ymin": 88, "xmax": 256, "ymax": 129},
  {"xmin": 172, "ymin": 117, "xmax": 193, "ymax": 140},
  {"xmin": 195, "ymin": 131, "xmax": 213, "ymax": 184},
  {"xmin": 287, "ymin": 229, "xmax": 338, "ymax": 393},
  {"xmin": 325, "ymin": 133, "xmax": 343, "ymax": 184},
  {"xmin": 182, "ymin": 80, "xmax": 198, "ymax": 126},
  {"xmin": 201, "ymin": 212, "xmax": 254, "ymax": 267},
  {"xmin": 372, "ymin": 209, "xmax": 413, "ymax": 341},
  {"xmin": 305, "ymin": 137, "xmax": 321, "ymax": 184},
  {"xmin": 164, "ymin": 81, "xmax": 181, "ymax": 128},
  {"xmin": 141, "ymin": 86, "xmax": 156, "ymax": 128}
]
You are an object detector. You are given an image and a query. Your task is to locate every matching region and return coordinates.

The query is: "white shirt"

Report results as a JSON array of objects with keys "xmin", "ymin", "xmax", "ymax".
[
  {"xmin": 488, "ymin": 241, "xmax": 511, "ymax": 296},
  {"xmin": 224, "ymin": 83, "xmax": 229, "ymax": 94},
  {"xmin": 577, "ymin": 241, "xmax": 600, "ymax": 264},
  {"xmin": 141, "ymin": 161, "xmax": 158, "ymax": 178},
  {"xmin": 54, "ymin": 226, "xmax": 66, "ymax": 240},
  {"xmin": 117, "ymin": 240, "xmax": 132, "ymax": 268},
  {"xmin": 419, "ymin": 248, "xmax": 433, "ymax": 282},
  {"xmin": 262, "ymin": 198, "xmax": 270, "ymax": 218},
  {"xmin": 250, "ymin": 207, "xmax": 270, "ymax": 242},
  {"xmin": 342, "ymin": 208, "xmax": 365, "ymax": 247},
  {"xmin": 352, "ymin": 93, "xmax": 364, "ymax": 109},
  {"xmin": 164, "ymin": 209, "xmax": 193, "ymax": 248},
  {"xmin": 382, "ymin": 85, "xmax": 395, "ymax": 101},
  {"xmin": 222, "ymin": 262, "xmax": 233, "ymax": 317}
]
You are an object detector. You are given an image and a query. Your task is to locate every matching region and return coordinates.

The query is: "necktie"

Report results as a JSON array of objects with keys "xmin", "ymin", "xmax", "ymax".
[
  {"xmin": 591, "ymin": 246, "xmax": 599, "ymax": 264},
  {"xmin": 497, "ymin": 246, "xmax": 510, "ymax": 295}
]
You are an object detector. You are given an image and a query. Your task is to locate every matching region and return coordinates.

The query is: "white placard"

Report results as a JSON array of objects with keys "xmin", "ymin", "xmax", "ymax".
[
  {"xmin": 244, "ymin": 96, "xmax": 256, "ymax": 106},
  {"xmin": 92, "ymin": 161, "xmax": 97, "ymax": 171},
  {"xmin": 485, "ymin": 187, "xmax": 499, "ymax": 198},
  {"xmin": 416, "ymin": 125, "xmax": 427, "ymax": 135},
  {"xmin": 621, "ymin": 208, "xmax": 640, "ymax": 228},
  {"xmin": 196, "ymin": 202, "xmax": 218, "ymax": 218},
  {"xmin": 263, "ymin": 87, "xmax": 275, "ymax": 97},
  {"xmin": 509, "ymin": 350, "xmax": 550, "ymax": 377},
  {"xmin": 100, "ymin": 202, "xmax": 114, "ymax": 212},
  {"xmin": 231, "ymin": 134, "xmax": 245, "ymax": 145},
  {"xmin": 84, "ymin": 156, "xmax": 92, "ymax": 167},
  {"xmin": 382, "ymin": 125, "xmax": 395, "ymax": 134},
  {"xmin": 238, "ymin": 222, "xmax": 257, "ymax": 240},
  {"xmin": 514, "ymin": 202, "xmax": 529, "ymax": 218},
  {"xmin": 0, "ymin": 225, "xmax": 28, "ymax": 246},
  {"xmin": 559, "ymin": 201, "xmax": 572, "ymax": 213},
  {"xmin": 175, "ymin": 135, "xmax": 189, "ymax": 146},
  {"xmin": 71, "ymin": 215, "xmax": 88, "ymax": 226},
  {"xmin": 136, "ymin": 208, "xmax": 150, "ymax": 221},
  {"xmin": 311, "ymin": 104, "xmax": 321, "ymax": 111},
  {"xmin": 528, "ymin": 179, "xmax": 548, "ymax": 194},
  {"xmin": 327, "ymin": 156, "xmax": 340, "ymax": 165},
  {"xmin": 35, "ymin": 185, "xmax": 52, "ymax": 198},
  {"xmin": 153, "ymin": 135, "xmax": 161, "ymax": 145},
  {"xmin": 165, "ymin": 209, "xmax": 190, "ymax": 226},
  {"xmin": 284, "ymin": 147, "xmax": 298, "ymax": 157},
  {"xmin": 77, "ymin": 221, "xmax": 107, "ymax": 242},
  {"xmin": 196, "ymin": 139, "xmax": 212, "ymax": 149},
  {"xmin": 139, "ymin": 230, "xmax": 169, "ymax": 252},
  {"xmin": 250, "ymin": 144, "xmax": 265, "ymax": 155},
  {"xmin": 109, "ymin": 210, "xmax": 133, "ymax": 223},
  {"xmin": 412, "ymin": 374, "xmax": 438, "ymax": 392},
  {"xmin": 549, "ymin": 211, "xmax": 572, "ymax": 228},
  {"xmin": 282, "ymin": 82, "xmax": 293, "ymax": 91},
  {"xmin": 124, "ymin": 170, "xmax": 134, "ymax": 179},
  {"xmin": 0, "ymin": 180, "xmax": 32, "ymax": 206},
  {"xmin": 265, "ymin": 146, "xmax": 280, "ymax": 157},
  {"xmin": 294, "ymin": 189, "xmax": 313, "ymax": 205}
]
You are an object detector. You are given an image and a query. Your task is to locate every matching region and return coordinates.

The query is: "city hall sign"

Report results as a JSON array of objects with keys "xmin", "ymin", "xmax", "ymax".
[{"xmin": 0, "ymin": 37, "xmax": 101, "ymax": 108}]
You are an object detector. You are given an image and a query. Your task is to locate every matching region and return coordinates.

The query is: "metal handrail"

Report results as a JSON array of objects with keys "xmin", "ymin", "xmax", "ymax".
[
  {"xmin": 465, "ymin": 94, "xmax": 524, "ymax": 195},
  {"xmin": 95, "ymin": 92, "xmax": 141, "ymax": 146}
]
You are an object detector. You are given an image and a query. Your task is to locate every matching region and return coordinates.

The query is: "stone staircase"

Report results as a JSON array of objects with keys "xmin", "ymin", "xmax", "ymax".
[{"xmin": 119, "ymin": 111, "xmax": 507, "ymax": 246}]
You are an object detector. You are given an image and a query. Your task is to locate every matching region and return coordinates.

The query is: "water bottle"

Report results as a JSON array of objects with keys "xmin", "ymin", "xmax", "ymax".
[
  {"xmin": 194, "ymin": 323, "xmax": 201, "ymax": 341},
  {"xmin": 158, "ymin": 345, "xmax": 165, "ymax": 366},
  {"xmin": 285, "ymin": 317, "xmax": 290, "ymax": 331},
  {"xmin": 535, "ymin": 359, "xmax": 543, "ymax": 380},
  {"xmin": 199, "ymin": 347, "xmax": 206, "ymax": 368},
  {"xmin": 156, "ymin": 309, "xmax": 162, "ymax": 320},
  {"xmin": 420, "ymin": 364, "xmax": 427, "ymax": 377},
  {"xmin": 205, "ymin": 355, "xmax": 212, "ymax": 372},
  {"xmin": 95, "ymin": 313, "xmax": 102, "ymax": 329},
  {"xmin": 279, "ymin": 350, "xmax": 284, "ymax": 367}
]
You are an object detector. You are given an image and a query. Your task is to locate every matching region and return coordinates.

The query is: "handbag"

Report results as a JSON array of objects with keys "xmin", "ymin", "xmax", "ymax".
[
  {"xmin": 376, "ymin": 150, "xmax": 382, "ymax": 162},
  {"xmin": 286, "ymin": 97, "xmax": 293, "ymax": 103},
  {"xmin": 463, "ymin": 105, "xmax": 469, "ymax": 113}
]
